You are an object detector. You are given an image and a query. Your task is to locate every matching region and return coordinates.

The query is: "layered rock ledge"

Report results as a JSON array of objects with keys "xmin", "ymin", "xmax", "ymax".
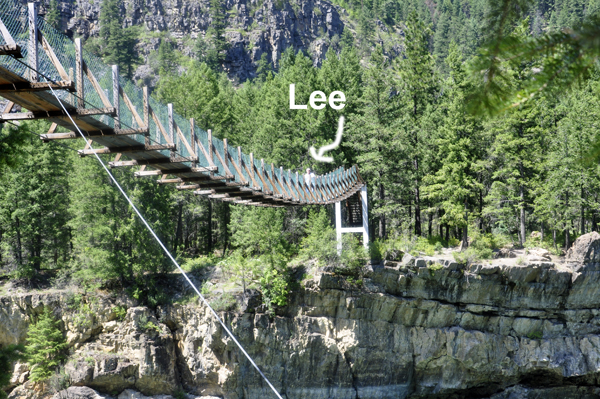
[{"xmin": 5, "ymin": 233, "xmax": 600, "ymax": 399}]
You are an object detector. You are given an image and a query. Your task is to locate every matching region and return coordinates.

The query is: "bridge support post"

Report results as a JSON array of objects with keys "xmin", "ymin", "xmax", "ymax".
[
  {"xmin": 336, "ymin": 184, "xmax": 369, "ymax": 255},
  {"xmin": 28, "ymin": 2, "xmax": 38, "ymax": 82}
]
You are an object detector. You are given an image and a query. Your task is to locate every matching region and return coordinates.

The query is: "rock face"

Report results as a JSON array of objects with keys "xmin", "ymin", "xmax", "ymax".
[
  {"xmin": 7, "ymin": 243, "xmax": 600, "ymax": 398},
  {"xmin": 30, "ymin": 0, "xmax": 345, "ymax": 82}
]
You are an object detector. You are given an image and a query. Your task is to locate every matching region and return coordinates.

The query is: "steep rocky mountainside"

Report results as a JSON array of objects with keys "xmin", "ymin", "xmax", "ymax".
[
  {"xmin": 31, "ymin": 0, "xmax": 346, "ymax": 82},
  {"xmin": 6, "ymin": 233, "xmax": 600, "ymax": 398}
]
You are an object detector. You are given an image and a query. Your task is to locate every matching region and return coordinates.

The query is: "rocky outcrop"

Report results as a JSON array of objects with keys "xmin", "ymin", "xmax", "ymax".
[
  {"xmin": 6, "ymin": 234, "xmax": 600, "ymax": 398},
  {"xmin": 31, "ymin": 0, "xmax": 346, "ymax": 82}
]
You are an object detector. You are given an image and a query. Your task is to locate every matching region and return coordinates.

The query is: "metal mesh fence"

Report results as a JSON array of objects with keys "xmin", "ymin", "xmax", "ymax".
[
  {"xmin": 241, "ymin": 153, "xmax": 252, "ymax": 185},
  {"xmin": 0, "ymin": 0, "xmax": 28, "ymax": 78},
  {"xmin": 227, "ymin": 146, "xmax": 241, "ymax": 182},
  {"xmin": 173, "ymin": 112, "xmax": 191, "ymax": 159},
  {"xmin": 194, "ymin": 125, "xmax": 210, "ymax": 168},
  {"xmin": 211, "ymin": 137, "xmax": 225, "ymax": 178}
]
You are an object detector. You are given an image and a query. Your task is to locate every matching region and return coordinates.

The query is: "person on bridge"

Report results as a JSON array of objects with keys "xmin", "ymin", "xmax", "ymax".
[{"xmin": 305, "ymin": 168, "xmax": 315, "ymax": 191}]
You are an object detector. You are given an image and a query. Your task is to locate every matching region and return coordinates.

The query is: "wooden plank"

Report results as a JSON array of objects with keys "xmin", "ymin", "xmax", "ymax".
[
  {"xmin": 47, "ymin": 123, "xmax": 57, "ymax": 134},
  {"xmin": 0, "ymin": 44, "xmax": 21, "ymax": 57},
  {"xmin": 82, "ymin": 61, "xmax": 112, "ymax": 108},
  {"xmin": 208, "ymin": 194, "xmax": 229, "ymax": 199},
  {"xmin": 28, "ymin": 3, "xmax": 38, "ymax": 82},
  {"xmin": 3, "ymin": 101, "xmax": 14, "ymax": 113},
  {"xmin": 0, "ymin": 16, "xmax": 16, "ymax": 47},
  {"xmin": 75, "ymin": 39, "xmax": 84, "ymax": 108},
  {"xmin": 112, "ymin": 65, "xmax": 120, "ymax": 129},
  {"xmin": 195, "ymin": 189, "xmax": 215, "ymax": 195},
  {"xmin": 41, "ymin": 127, "xmax": 148, "ymax": 140},
  {"xmin": 0, "ymin": 107, "xmax": 116, "ymax": 121},
  {"xmin": 0, "ymin": 81, "xmax": 75, "ymax": 93},
  {"xmin": 143, "ymin": 87, "xmax": 149, "ymax": 145},
  {"xmin": 177, "ymin": 184, "xmax": 200, "ymax": 190},
  {"xmin": 78, "ymin": 143, "xmax": 175, "ymax": 156},
  {"xmin": 135, "ymin": 170, "xmax": 162, "ymax": 177},
  {"xmin": 257, "ymin": 159, "xmax": 271, "ymax": 194},
  {"xmin": 114, "ymin": 153, "xmax": 122, "ymax": 162},
  {"xmin": 157, "ymin": 178, "xmax": 183, "ymax": 184},
  {"xmin": 167, "ymin": 103, "xmax": 174, "ymax": 144},
  {"xmin": 39, "ymin": 32, "xmax": 69, "ymax": 81}
]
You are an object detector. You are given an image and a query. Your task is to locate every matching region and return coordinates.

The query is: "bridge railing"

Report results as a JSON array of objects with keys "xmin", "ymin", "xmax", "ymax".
[{"xmin": 0, "ymin": 0, "xmax": 364, "ymax": 205}]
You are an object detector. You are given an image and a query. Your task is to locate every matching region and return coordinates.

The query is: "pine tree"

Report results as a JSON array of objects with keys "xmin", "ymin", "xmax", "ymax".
[
  {"xmin": 45, "ymin": 0, "xmax": 61, "ymax": 30},
  {"xmin": 482, "ymin": 21, "xmax": 544, "ymax": 246},
  {"xmin": 206, "ymin": 0, "xmax": 229, "ymax": 71},
  {"xmin": 99, "ymin": 0, "xmax": 137, "ymax": 77},
  {"xmin": 423, "ymin": 42, "xmax": 484, "ymax": 246},
  {"xmin": 26, "ymin": 307, "xmax": 67, "ymax": 385},
  {"xmin": 394, "ymin": 11, "xmax": 438, "ymax": 236},
  {"xmin": 346, "ymin": 45, "xmax": 401, "ymax": 238}
]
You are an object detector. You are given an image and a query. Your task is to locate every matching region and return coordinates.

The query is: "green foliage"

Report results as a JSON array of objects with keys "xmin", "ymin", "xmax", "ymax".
[
  {"xmin": 527, "ymin": 330, "xmax": 543, "ymax": 340},
  {"xmin": 0, "ymin": 344, "xmax": 24, "ymax": 398},
  {"xmin": 45, "ymin": 0, "xmax": 61, "ymax": 30},
  {"xmin": 298, "ymin": 208, "xmax": 337, "ymax": 266},
  {"xmin": 181, "ymin": 256, "xmax": 214, "ymax": 273},
  {"xmin": 98, "ymin": 0, "xmax": 139, "ymax": 77},
  {"xmin": 26, "ymin": 308, "xmax": 67, "ymax": 383},
  {"xmin": 209, "ymin": 292, "xmax": 237, "ymax": 312},
  {"xmin": 112, "ymin": 305, "xmax": 127, "ymax": 321},
  {"xmin": 173, "ymin": 390, "xmax": 187, "ymax": 399},
  {"xmin": 453, "ymin": 247, "xmax": 484, "ymax": 265}
]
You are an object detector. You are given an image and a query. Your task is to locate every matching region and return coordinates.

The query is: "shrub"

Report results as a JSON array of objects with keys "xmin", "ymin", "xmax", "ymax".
[
  {"xmin": 181, "ymin": 256, "xmax": 214, "ymax": 273},
  {"xmin": 26, "ymin": 307, "xmax": 67, "ymax": 385},
  {"xmin": 112, "ymin": 305, "xmax": 127, "ymax": 321},
  {"xmin": 298, "ymin": 208, "xmax": 338, "ymax": 266},
  {"xmin": 527, "ymin": 330, "xmax": 543, "ymax": 340},
  {"xmin": 209, "ymin": 293, "xmax": 237, "ymax": 312}
]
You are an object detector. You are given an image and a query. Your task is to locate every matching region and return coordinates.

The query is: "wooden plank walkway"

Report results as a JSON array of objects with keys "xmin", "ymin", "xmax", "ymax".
[{"xmin": 0, "ymin": 2, "xmax": 365, "ymax": 207}]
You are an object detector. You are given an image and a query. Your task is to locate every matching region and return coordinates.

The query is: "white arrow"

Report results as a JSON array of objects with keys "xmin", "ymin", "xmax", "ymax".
[{"xmin": 310, "ymin": 115, "xmax": 344, "ymax": 163}]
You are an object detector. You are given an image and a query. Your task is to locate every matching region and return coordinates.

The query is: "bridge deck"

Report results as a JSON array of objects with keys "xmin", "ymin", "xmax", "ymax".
[{"xmin": 0, "ymin": 1, "xmax": 364, "ymax": 207}]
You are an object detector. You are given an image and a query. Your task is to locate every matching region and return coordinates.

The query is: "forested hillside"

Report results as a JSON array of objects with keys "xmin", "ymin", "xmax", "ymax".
[{"xmin": 1, "ymin": 0, "xmax": 600, "ymax": 304}]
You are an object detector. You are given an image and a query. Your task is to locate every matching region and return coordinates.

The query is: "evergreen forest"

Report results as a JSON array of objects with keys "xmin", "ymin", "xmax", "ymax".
[{"xmin": 1, "ymin": 0, "xmax": 600, "ymax": 308}]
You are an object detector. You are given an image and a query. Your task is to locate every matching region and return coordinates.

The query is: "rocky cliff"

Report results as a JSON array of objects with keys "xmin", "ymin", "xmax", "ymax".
[
  {"xmin": 32, "ymin": 0, "xmax": 346, "ymax": 82},
  {"xmin": 5, "ymin": 233, "xmax": 600, "ymax": 399}
]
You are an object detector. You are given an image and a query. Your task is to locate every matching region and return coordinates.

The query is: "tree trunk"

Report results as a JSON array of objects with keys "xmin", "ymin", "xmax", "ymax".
[
  {"xmin": 462, "ymin": 198, "xmax": 469, "ymax": 249},
  {"xmin": 553, "ymin": 229, "xmax": 557, "ymax": 252},
  {"xmin": 541, "ymin": 222, "xmax": 544, "ymax": 242},
  {"xmin": 414, "ymin": 185, "xmax": 421, "ymax": 236},
  {"xmin": 379, "ymin": 184, "xmax": 386, "ymax": 239},
  {"xmin": 593, "ymin": 212, "xmax": 598, "ymax": 232},
  {"xmin": 519, "ymin": 181, "xmax": 526, "ymax": 246},
  {"xmin": 15, "ymin": 216, "xmax": 22, "ymax": 265},
  {"xmin": 445, "ymin": 224, "xmax": 450, "ymax": 242},
  {"xmin": 565, "ymin": 225, "xmax": 571, "ymax": 250},
  {"xmin": 174, "ymin": 201, "xmax": 183, "ymax": 252},
  {"xmin": 428, "ymin": 212, "xmax": 432, "ymax": 238},
  {"xmin": 581, "ymin": 185, "xmax": 585, "ymax": 235},
  {"xmin": 479, "ymin": 189, "xmax": 483, "ymax": 231},
  {"xmin": 207, "ymin": 199, "xmax": 213, "ymax": 254}
]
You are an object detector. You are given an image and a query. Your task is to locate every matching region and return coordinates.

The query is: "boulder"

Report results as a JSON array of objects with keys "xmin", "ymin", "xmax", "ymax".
[
  {"xmin": 52, "ymin": 387, "xmax": 111, "ymax": 399},
  {"xmin": 495, "ymin": 248, "xmax": 517, "ymax": 259},
  {"xmin": 566, "ymin": 232, "xmax": 600, "ymax": 270}
]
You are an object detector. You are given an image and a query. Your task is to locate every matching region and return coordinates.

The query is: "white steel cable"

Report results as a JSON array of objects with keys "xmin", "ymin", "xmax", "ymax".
[{"xmin": 45, "ymin": 82, "xmax": 284, "ymax": 399}]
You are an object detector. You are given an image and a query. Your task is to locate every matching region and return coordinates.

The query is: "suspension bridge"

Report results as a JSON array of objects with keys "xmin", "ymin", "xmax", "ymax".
[{"xmin": 0, "ymin": 1, "xmax": 364, "ymax": 207}]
